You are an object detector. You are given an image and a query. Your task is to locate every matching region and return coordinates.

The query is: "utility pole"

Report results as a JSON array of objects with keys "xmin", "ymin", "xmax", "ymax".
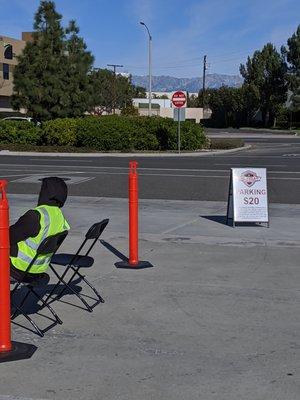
[
  {"xmin": 107, "ymin": 63, "xmax": 123, "ymax": 114},
  {"xmin": 140, "ymin": 22, "xmax": 152, "ymax": 117},
  {"xmin": 202, "ymin": 55, "xmax": 207, "ymax": 110}
]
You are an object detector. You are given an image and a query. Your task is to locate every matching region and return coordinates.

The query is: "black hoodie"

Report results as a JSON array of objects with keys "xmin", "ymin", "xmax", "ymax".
[{"xmin": 10, "ymin": 177, "xmax": 68, "ymax": 257}]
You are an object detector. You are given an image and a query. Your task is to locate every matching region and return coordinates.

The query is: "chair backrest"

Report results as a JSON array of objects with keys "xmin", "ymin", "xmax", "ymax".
[
  {"xmin": 37, "ymin": 230, "xmax": 69, "ymax": 255},
  {"xmin": 70, "ymin": 219, "xmax": 109, "ymax": 260},
  {"xmin": 85, "ymin": 219, "xmax": 109, "ymax": 240}
]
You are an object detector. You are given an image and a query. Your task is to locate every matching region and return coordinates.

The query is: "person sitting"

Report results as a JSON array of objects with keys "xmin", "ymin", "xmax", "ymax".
[{"xmin": 10, "ymin": 177, "xmax": 70, "ymax": 284}]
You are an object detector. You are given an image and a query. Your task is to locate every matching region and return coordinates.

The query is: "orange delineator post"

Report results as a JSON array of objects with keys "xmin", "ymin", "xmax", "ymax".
[
  {"xmin": 0, "ymin": 180, "xmax": 37, "ymax": 363},
  {"xmin": 129, "ymin": 161, "xmax": 139, "ymax": 265},
  {"xmin": 0, "ymin": 180, "xmax": 12, "ymax": 353},
  {"xmin": 115, "ymin": 161, "xmax": 153, "ymax": 270}
]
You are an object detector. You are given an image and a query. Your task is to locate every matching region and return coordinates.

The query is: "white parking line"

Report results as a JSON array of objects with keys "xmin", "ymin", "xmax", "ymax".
[
  {"xmin": 1, "ymin": 164, "xmax": 300, "ymax": 177},
  {"xmin": 29, "ymin": 158, "xmax": 93, "ymax": 162},
  {"xmin": 214, "ymin": 163, "xmax": 288, "ymax": 167}
]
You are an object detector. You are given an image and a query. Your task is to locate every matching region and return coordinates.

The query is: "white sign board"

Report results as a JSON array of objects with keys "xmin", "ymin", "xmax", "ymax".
[
  {"xmin": 173, "ymin": 108, "xmax": 186, "ymax": 121},
  {"xmin": 228, "ymin": 168, "xmax": 269, "ymax": 224}
]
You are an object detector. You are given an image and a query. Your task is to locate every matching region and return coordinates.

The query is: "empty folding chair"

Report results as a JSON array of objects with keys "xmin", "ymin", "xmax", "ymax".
[
  {"xmin": 46, "ymin": 219, "xmax": 109, "ymax": 312},
  {"xmin": 11, "ymin": 230, "xmax": 68, "ymax": 337}
]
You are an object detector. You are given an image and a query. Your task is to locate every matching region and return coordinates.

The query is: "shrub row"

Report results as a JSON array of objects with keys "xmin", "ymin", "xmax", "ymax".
[
  {"xmin": 209, "ymin": 138, "xmax": 244, "ymax": 150},
  {"xmin": 0, "ymin": 120, "xmax": 41, "ymax": 145},
  {"xmin": 0, "ymin": 116, "xmax": 207, "ymax": 151}
]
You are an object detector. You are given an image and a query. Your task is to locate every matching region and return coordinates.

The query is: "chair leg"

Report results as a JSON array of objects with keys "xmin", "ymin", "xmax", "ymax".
[
  {"xmin": 61, "ymin": 267, "xmax": 105, "ymax": 303},
  {"xmin": 29, "ymin": 287, "xmax": 63, "ymax": 325},
  {"xmin": 50, "ymin": 265, "xmax": 93, "ymax": 312},
  {"xmin": 11, "ymin": 301, "xmax": 44, "ymax": 337},
  {"xmin": 11, "ymin": 289, "xmax": 31, "ymax": 320},
  {"xmin": 76, "ymin": 272, "xmax": 105, "ymax": 303},
  {"xmin": 45, "ymin": 264, "xmax": 72, "ymax": 304},
  {"xmin": 56, "ymin": 266, "xmax": 80, "ymax": 299}
]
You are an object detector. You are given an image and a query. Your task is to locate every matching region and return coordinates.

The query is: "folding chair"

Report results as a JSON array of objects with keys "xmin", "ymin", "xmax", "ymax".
[
  {"xmin": 45, "ymin": 219, "xmax": 109, "ymax": 312},
  {"xmin": 10, "ymin": 230, "xmax": 68, "ymax": 337}
]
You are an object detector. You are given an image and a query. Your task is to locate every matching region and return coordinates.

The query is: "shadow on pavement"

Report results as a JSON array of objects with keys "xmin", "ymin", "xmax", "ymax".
[
  {"xmin": 201, "ymin": 215, "xmax": 228, "ymax": 226},
  {"xmin": 100, "ymin": 239, "xmax": 128, "ymax": 262}
]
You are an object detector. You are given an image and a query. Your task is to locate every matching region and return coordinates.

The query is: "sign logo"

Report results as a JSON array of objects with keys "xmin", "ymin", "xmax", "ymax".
[{"xmin": 240, "ymin": 170, "xmax": 261, "ymax": 187}]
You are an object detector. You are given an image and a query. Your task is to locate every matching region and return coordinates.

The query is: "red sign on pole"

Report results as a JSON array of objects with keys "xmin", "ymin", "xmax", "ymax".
[{"xmin": 172, "ymin": 91, "xmax": 187, "ymax": 108}]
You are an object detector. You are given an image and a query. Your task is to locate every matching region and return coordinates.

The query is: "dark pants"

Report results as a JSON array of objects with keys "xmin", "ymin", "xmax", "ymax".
[{"xmin": 10, "ymin": 263, "xmax": 50, "ymax": 285}]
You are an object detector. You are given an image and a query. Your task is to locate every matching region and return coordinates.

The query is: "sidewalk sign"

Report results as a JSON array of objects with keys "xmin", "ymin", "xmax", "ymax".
[{"xmin": 226, "ymin": 168, "xmax": 269, "ymax": 227}]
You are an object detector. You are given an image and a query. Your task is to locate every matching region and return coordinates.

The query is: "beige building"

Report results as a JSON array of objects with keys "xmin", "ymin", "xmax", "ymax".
[
  {"xmin": 0, "ymin": 33, "xmax": 32, "ymax": 112},
  {"xmin": 133, "ymin": 97, "xmax": 205, "ymax": 123}
]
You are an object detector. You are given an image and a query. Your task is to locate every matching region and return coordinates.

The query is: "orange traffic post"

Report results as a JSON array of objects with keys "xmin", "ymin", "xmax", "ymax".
[
  {"xmin": 116, "ymin": 161, "xmax": 153, "ymax": 269},
  {"xmin": 0, "ymin": 180, "xmax": 37, "ymax": 363},
  {"xmin": 0, "ymin": 180, "xmax": 12, "ymax": 353}
]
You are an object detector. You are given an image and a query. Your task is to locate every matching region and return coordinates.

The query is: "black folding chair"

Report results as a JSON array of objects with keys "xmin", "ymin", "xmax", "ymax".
[
  {"xmin": 10, "ymin": 231, "xmax": 68, "ymax": 337},
  {"xmin": 45, "ymin": 219, "xmax": 109, "ymax": 312}
]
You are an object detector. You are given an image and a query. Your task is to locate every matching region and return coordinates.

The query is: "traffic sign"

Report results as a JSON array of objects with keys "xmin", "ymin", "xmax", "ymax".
[
  {"xmin": 173, "ymin": 108, "xmax": 186, "ymax": 122},
  {"xmin": 172, "ymin": 91, "xmax": 187, "ymax": 108}
]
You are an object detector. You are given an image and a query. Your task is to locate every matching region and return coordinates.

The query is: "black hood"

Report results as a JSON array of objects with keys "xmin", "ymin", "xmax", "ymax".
[{"xmin": 38, "ymin": 177, "xmax": 68, "ymax": 208}]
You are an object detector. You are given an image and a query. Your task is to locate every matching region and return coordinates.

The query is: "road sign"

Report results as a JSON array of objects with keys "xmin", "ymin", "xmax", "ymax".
[
  {"xmin": 172, "ymin": 91, "xmax": 187, "ymax": 108},
  {"xmin": 173, "ymin": 108, "xmax": 186, "ymax": 121},
  {"xmin": 226, "ymin": 168, "xmax": 269, "ymax": 227}
]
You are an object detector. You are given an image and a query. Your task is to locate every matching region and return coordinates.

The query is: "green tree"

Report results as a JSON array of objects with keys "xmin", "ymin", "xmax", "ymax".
[
  {"xmin": 133, "ymin": 85, "xmax": 147, "ymax": 98},
  {"xmin": 116, "ymin": 74, "xmax": 135, "ymax": 110},
  {"xmin": 12, "ymin": 1, "xmax": 93, "ymax": 120},
  {"xmin": 282, "ymin": 25, "xmax": 300, "ymax": 82},
  {"xmin": 121, "ymin": 104, "xmax": 139, "ymax": 116},
  {"xmin": 240, "ymin": 43, "xmax": 287, "ymax": 126},
  {"xmin": 63, "ymin": 20, "xmax": 94, "ymax": 116},
  {"xmin": 204, "ymin": 86, "xmax": 243, "ymax": 127},
  {"xmin": 291, "ymin": 87, "xmax": 300, "ymax": 112},
  {"xmin": 89, "ymin": 69, "xmax": 135, "ymax": 114},
  {"xmin": 282, "ymin": 25, "xmax": 300, "ymax": 113},
  {"xmin": 88, "ymin": 68, "xmax": 116, "ymax": 114},
  {"xmin": 240, "ymin": 83, "xmax": 260, "ymax": 125}
]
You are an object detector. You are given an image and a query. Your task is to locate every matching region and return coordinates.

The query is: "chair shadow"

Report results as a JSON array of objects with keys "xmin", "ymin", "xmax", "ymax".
[
  {"xmin": 100, "ymin": 240, "xmax": 129, "ymax": 262},
  {"xmin": 11, "ymin": 280, "xmax": 85, "ymax": 336}
]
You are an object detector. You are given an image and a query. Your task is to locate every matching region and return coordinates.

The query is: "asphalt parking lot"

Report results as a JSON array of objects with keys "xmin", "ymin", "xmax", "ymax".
[
  {"xmin": 1, "ymin": 133, "xmax": 300, "ymax": 399},
  {"xmin": 1, "ymin": 132, "xmax": 300, "ymax": 203}
]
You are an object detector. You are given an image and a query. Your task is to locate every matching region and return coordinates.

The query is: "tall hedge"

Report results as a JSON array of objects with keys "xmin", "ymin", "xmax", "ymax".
[
  {"xmin": 0, "ymin": 116, "xmax": 207, "ymax": 151},
  {"xmin": 0, "ymin": 120, "xmax": 41, "ymax": 144}
]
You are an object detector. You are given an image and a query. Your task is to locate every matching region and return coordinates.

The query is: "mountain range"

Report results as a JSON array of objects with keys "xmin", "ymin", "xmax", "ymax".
[{"xmin": 131, "ymin": 74, "xmax": 243, "ymax": 93}]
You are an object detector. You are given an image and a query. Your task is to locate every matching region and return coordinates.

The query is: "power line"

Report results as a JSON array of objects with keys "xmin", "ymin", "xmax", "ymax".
[{"xmin": 121, "ymin": 49, "xmax": 255, "ymax": 70}]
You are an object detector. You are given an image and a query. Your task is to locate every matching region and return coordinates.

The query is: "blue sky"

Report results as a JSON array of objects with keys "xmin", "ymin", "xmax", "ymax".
[{"xmin": 1, "ymin": 0, "xmax": 299, "ymax": 77}]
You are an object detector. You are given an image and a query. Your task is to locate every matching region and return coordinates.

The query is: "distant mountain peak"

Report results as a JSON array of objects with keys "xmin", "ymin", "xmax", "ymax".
[{"xmin": 132, "ymin": 74, "xmax": 243, "ymax": 92}]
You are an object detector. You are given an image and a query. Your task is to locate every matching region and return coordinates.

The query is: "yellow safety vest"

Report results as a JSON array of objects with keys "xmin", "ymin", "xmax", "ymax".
[{"xmin": 10, "ymin": 205, "xmax": 70, "ymax": 274}]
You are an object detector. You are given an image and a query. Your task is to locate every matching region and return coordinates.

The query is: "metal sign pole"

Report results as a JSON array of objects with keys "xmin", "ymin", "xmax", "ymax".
[{"xmin": 178, "ymin": 109, "xmax": 181, "ymax": 154}]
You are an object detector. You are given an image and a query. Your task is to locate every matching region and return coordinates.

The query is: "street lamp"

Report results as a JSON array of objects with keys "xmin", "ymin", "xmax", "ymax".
[{"xmin": 140, "ymin": 21, "xmax": 152, "ymax": 116}]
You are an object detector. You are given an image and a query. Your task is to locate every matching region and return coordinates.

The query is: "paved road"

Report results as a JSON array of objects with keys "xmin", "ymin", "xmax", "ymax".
[{"xmin": 1, "ymin": 134, "xmax": 300, "ymax": 203}]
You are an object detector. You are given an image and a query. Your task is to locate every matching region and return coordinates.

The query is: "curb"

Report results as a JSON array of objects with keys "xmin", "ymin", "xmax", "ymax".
[
  {"xmin": 0, "ymin": 145, "xmax": 251, "ymax": 158},
  {"xmin": 239, "ymin": 127, "xmax": 298, "ymax": 135}
]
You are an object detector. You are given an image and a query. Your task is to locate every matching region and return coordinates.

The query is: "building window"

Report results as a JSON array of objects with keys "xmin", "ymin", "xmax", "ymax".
[
  {"xmin": 0, "ymin": 96, "xmax": 11, "ymax": 108},
  {"xmin": 3, "ymin": 63, "xmax": 9, "ymax": 80},
  {"xmin": 4, "ymin": 44, "xmax": 13, "ymax": 60}
]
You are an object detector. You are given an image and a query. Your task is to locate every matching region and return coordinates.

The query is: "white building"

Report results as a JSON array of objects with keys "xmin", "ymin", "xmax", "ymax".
[{"xmin": 132, "ymin": 97, "xmax": 205, "ymax": 123}]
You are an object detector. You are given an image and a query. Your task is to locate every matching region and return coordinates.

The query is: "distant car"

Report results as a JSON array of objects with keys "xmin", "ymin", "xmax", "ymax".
[
  {"xmin": 2, "ymin": 116, "xmax": 41, "ymax": 126},
  {"xmin": 2, "ymin": 116, "xmax": 33, "ymax": 122}
]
